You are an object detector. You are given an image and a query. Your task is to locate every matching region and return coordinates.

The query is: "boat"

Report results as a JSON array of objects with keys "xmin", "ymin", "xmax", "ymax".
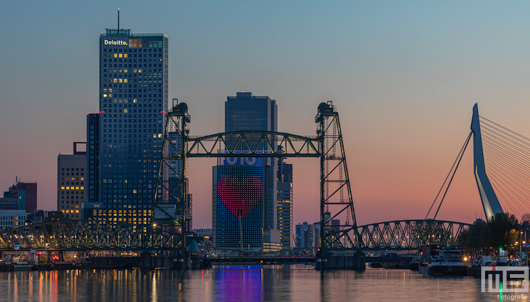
[
  {"xmin": 418, "ymin": 244, "xmax": 468, "ymax": 276},
  {"xmin": 13, "ymin": 262, "xmax": 33, "ymax": 271},
  {"xmin": 409, "ymin": 255, "xmax": 421, "ymax": 271}
]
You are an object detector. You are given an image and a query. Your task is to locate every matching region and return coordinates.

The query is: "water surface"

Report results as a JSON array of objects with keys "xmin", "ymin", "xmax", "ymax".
[{"xmin": 0, "ymin": 266, "xmax": 519, "ymax": 301}]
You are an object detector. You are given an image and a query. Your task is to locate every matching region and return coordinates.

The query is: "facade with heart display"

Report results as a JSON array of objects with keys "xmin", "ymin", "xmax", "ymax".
[{"xmin": 213, "ymin": 165, "xmax": 264, "ymax": 248}]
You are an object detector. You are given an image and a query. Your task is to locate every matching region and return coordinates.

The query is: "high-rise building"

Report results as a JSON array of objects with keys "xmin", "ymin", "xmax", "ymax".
[
  {"xmin": 1, "ymin": 180, "xmax": 37, "ymax": 213},
  {"xmin": 213, "ymin": 165, "xmax": 264, "ymax": 248},
  {"xmin": 212, "ymin": 92, "xmax": 279, "ymax": 249},
  {"xmin": 313, "ymin": 219, "xmax": 340, "ymax": 249},
  {"xmin": 86, "ymin": 26, "xmax": 168, "ymax": 225},
  {"xmin": 295, "ymin": 222, "xmax": 313, "ymax": 249},
  {"xmin": 0, "ymin": 179, "xmax": 37, "ymax": 229},
  {"xmin": 277, "ymin": 156, "xmax": 293, "ymax": 249},
  {"xmin": 57, "ymin": 142, "xmax": 86, "ymax": 220},
  {"xmin": 86, "ymin": 113, "xmax": 100, "ymax": 204}
]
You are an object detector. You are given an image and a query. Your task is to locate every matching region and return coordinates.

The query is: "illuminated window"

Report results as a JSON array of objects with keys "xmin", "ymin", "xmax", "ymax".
[
  {"xmin": 124, "ymin": 109, "xmax": 128, "ymax": 113},
  {"xmin": 113, "ymin": 54, "xmax": 117, "ymax": 58},
  {"xmin": 124, "ymin": 54, "xmax": 128, "ymax": 58},
  {"xmin": 113, "ymin": 79, "xmax": 117, "ymax": 83},
  {"xmin": 119, "ymin": 79, "xmax": 123, "ymax": 83},
  {"xmin": 124, "ymin": 79, "xmax": 128, "ymax": 83},
  {"xmin": 119, "ymin": 54, "xmax": 123, "ymax": 58}
]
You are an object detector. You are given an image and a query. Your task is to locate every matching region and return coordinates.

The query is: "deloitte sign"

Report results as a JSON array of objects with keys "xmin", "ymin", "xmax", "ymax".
[{"xmin": 104, "ymin": 40, "xmax": 128, "ymax": 46}]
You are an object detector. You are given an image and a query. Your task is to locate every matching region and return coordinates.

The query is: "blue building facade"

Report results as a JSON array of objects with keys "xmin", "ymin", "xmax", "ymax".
[
  {"xmin": 86, "ymin": 113, "xmax": 99, "ymax": 204},
  {"xmin": 87, "ymin": 28, "xmax": 168, "ymax": 225},
  {"xmin": 213, "ymin": 92, "xmax": 279, "ymax": 248},
  {"xmin": 277, "ymin": 158, "xmax": 293, "ymax": 249},
  {"xmin": 213, "ymin": 165, "xmax": 264, "ymax": 247}
]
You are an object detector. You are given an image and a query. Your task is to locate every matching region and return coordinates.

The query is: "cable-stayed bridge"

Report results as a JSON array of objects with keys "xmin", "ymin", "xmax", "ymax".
[{"xmin": 0, "ymin": 103, "xmax": 527, "ymax": 254}]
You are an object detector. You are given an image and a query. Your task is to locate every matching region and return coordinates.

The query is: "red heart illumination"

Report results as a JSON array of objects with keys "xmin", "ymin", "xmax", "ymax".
[{"xmin": 218, "ymin": 176, "xmax": 263, "ymax": 219}]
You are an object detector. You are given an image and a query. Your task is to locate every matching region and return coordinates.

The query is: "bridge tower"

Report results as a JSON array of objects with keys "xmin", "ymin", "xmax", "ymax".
[
  {"xmin": 153, "ymin": 101, "xmax": 190, "ymax": 257},
  {"xmin": 471, "ymin": 103, "xmax": 503, "ymax": 220},
  {"xmin": 315, "ymin": 101, "xmax": 361, "ymax": 253}
]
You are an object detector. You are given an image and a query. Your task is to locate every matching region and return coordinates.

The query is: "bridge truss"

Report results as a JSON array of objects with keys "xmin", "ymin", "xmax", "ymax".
[
  {"xmin": 357, "ymin": 219, "xmax": 471, "ymax": 250},
  {"xmin": 0, "ymin": 219, "xmax": 470, "ymax": 251},
  {"xmin": 0, "ymin": 221, "xmax": 181, "ymax": 251}
]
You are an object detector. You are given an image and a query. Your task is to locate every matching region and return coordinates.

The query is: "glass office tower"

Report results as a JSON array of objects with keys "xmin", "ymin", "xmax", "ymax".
[
  {"xmin": 92, "ymin": 28, "xmax": 168, "ymax": 225},
  {"xmin": 86, "ymin": 113, "xmax": 99, "ymax": 204},
  {"xmin": 213, "ymin": 92, "xmax": 279, "ymax": 249},
  {"xmin": 277, "ymin": 157, "xmax": 293, "ymax": 249},
  {"xmin": 213, "ymin": 165, "xmax": 264, "ymax": 247}
]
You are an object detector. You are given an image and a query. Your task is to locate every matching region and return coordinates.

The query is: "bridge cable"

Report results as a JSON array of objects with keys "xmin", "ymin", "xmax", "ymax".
[
  {"xmin": 481, "ymin": 115, "xmax": 530, "ymax": 145},
  {"xmin": 484, "ymin": 147, "xmax": 530, "ymax": 199},
  {"xmin": 479, "ymin": 116, "xmax": 530, "ymax": 219},
  {"xmin": 433, "ymin": 132, "xmax": 472, "ymax": 220},
  {"xmin": 483, "ymin": 151, "xmax": 530, "ymax": 213},
  {"xmin": 481, "ymin": 124, "xmax": 530, "ymax": 192},
  {"xmin": 486, "ymin": 155, "xmax": 530, "ymax": 208},
  {"xmin": 482, "ymin": 126, "xmax": 530, "ymax": 162},
  {"xmin": 483, "ymin": 136, "xmax": 530, "ymax": 177},
  {"xmin": 425, "ymin": 131, "xmax": 472, "ymax": 219},
  {"xmin": 487, "ymin": 166, "xmax": 530, "ymax": 215}
]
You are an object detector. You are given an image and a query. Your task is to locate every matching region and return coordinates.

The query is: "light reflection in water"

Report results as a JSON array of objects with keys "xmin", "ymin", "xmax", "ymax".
[
  {"xmin": 0, "ymin": 267, "xmax": 510, "ymax": 302},
  {"xmin": 212, "ymin": 265, "xmax": 263, "ymax": 301}
]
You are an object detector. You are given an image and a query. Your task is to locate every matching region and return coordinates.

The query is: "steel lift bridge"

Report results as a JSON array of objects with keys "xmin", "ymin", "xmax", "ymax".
[{"xmin": 0, "ymin": 103, "xmax": 522, "ymax": 254}]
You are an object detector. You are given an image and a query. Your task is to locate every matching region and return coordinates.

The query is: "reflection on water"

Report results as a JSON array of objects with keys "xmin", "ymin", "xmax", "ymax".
[{"xmin": 0, "ymin": 266, "xmax": 518, "ymax": 302}]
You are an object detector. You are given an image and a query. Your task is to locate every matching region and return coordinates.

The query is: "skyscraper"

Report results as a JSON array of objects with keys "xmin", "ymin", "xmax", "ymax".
[
  {"xmin": 277, "ymin": 156, "xmax": 293, "ymax": 249},
  {"xmin": 57, "ymin": 142, "xmax": 86, "ymax": 220},
  {"xmin": 86, "ymin": 113, "xmax": 99, "ymax": 204},
  {"xmin": 0, "ymin": 179, "xmax": 37, "ymax": 230},
  {"xmin": 86, "ymin": 26, "xmax": 168, "ymax": 225},
  {"xmin": 295, "ymin": 222, "xmax": 313, "ymax": 249},
  {"xmin": 213, "ymin": 92, "xmax": 279, "ymax": 249}
]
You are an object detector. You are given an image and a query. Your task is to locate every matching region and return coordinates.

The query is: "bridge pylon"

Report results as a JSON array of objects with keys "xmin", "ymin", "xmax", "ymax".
[
  {"xmin": 153, "ymin": 100, "xmax": 191, "ymax": 257},
  {"xmin": 316, "ymin": 101, "xmax": 362, "ymax": 254},
  {"xmin": 471, "ymin": 104, "xmax": 504, "ymax": 221}
]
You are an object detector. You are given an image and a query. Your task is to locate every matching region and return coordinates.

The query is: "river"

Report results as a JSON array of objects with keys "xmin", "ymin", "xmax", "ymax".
[{"xmin": 0, "ymin": 266, "xmax": 521, "ymax": 301}]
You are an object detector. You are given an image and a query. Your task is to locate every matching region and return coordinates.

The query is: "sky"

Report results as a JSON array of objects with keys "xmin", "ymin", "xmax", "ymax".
[{"xmin": 2, "ymin": 1, "xmax": 530, "ymax": 228}]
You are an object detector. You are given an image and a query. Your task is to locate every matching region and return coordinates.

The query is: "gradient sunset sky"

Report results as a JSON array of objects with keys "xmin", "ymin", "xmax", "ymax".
[{"xmin": 1, "ymin": 1, "xmax": 530, "ymax": 228}]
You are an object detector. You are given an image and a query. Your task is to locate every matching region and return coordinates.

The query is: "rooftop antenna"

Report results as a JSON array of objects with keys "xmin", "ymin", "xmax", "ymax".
[{"xmin": 118, "ymin": 8, "xmax": 120, "ymax": 32}]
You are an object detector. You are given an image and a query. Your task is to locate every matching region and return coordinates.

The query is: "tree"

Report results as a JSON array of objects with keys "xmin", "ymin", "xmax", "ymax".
[
  {"xmin": 488, "ymin": 213, "xmax": 519, "ymax": 252},
  {"xmin": 521, "ymin": 213, "xmax": 530, "ymax": 223},
  {"xmin": 459, "ymin": 213, "xmax": 519, "ymax": 254},
  {"xmin": 459, "ymin": 219, "xmax": 489, "ymax": 253}
]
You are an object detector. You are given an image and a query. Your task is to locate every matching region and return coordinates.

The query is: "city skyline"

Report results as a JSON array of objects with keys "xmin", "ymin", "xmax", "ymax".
[{"xmin": 3, "ymin": 1, "xmax": 530, "ymax": 228}]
